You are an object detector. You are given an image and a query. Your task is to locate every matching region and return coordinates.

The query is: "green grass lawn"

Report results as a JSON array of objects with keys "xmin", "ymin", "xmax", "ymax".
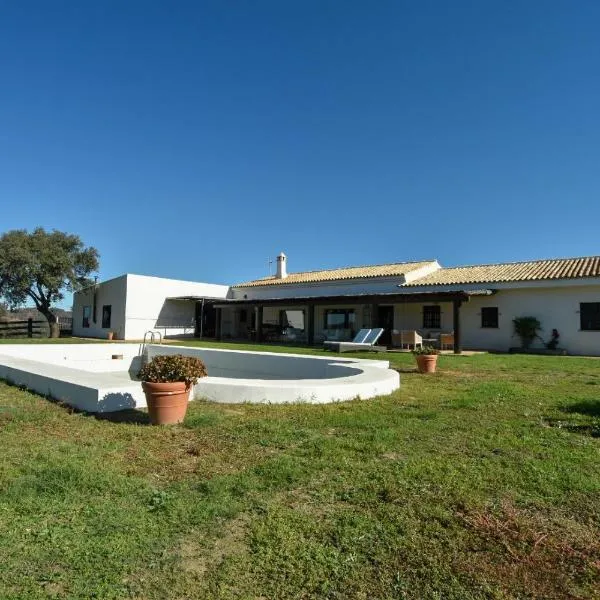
[{"xmin": 0, "ymin": 340, "xmax": 599, "ymax": 599}]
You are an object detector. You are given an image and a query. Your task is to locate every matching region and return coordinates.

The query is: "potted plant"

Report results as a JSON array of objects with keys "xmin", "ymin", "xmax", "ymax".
[
  {"xmin": 107, "ymin": 331, "xmax": 115, "ymax": 340},
  {"xmin": 138, "ymin": 354, "xmax": 208, "ymax": 425},
  {"xmin": 412, "ymin": 345, "xmax": 440, "ymax": 373},
  {"xmin": 512, "ymin": 316, "xmax": 542, "ymax": 349}
]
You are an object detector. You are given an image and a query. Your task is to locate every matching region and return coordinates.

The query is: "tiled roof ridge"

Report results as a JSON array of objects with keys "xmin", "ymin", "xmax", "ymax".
[
  {"xmin": 235, "ymin": 259, "xmax": 437, "ymax": 287},
  {"xmin": 403, "ymin": 255, "xmax": 600, "ymax": 287},
  {"xmin": 251, "ymin": 259, "xmax": 435, "ymax": 279},
  {"xmin": 439, "ymin": 255, "xmax": 600, "ymax": 270}
]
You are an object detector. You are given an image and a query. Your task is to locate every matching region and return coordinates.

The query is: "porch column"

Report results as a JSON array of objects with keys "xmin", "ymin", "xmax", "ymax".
[
  {"xmin": 215, "ymin": 307, "xmax": 222, "ymax": 341},
  {"xmin": 256, "ymin": 305, "xmax": 263, "ymax": 342},
  {"xmin": 194, "ymin": 302, "xmax": 201, "ymax": 337},
  {"xmin": 453, "ymin": 299, "xmax": 462, "ymax": 354},
  {"xmin": 307, "ymin": 304, "xmax": 315, "ymax": 346}
]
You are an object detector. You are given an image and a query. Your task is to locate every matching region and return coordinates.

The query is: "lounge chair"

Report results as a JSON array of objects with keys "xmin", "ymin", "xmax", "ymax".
[
  {"xmin": 324, "ymin": 328, "xmax": 386, "ymax": 353},
  {"xmin": 391, "ymin": 330, "xmax": 423, "ymax": 350},
  {"xmin": 323, "ymin": 328, "xmax": 371, "ymax": 350}
]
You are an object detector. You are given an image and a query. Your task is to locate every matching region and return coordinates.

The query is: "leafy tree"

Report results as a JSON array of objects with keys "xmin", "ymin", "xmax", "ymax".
[{"xmin": 0, "ymin": 228, "xmax": 99, "ymax": 337}]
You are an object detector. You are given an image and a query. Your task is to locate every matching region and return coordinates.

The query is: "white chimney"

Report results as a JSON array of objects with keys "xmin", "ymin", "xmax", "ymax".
[{"xmin": 276, "ymin": 252, "xmax": 288, "ymax": 279}]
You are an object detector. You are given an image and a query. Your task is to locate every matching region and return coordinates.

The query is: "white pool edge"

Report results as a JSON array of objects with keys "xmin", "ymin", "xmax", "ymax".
[{"xmin": 0, "ymin": 343, "xmax": 400, "ymax": 412}]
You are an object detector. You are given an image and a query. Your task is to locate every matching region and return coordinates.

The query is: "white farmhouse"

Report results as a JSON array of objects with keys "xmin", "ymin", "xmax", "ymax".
[{"xmin": 72, "ymin": 254, "xmax": 600, "ymax": 355}]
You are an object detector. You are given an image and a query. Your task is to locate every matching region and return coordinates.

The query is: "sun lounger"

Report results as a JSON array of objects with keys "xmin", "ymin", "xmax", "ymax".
[
  {"xmin": 323, "ymin": 328, "xmax": 371, "ymax": 350},
  {"xmin": 324, "ymin": 328, "xmax": 386, "ymax": 353}
]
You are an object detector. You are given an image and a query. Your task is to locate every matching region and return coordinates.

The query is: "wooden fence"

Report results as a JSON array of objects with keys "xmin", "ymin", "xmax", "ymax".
[
  {"xmin": 0, "ymin": 319, "xmax": 48, "ymax": 338},
  {"xmin": 0, "ymin": 317, "xmax": 73, "ymax": 339}
]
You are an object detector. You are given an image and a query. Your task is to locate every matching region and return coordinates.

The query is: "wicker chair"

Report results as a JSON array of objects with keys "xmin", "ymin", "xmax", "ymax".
[
  {"xmin": 391, "ymin": 330, "xmax": 423, "ymax": 350},
  {"xmin": 440, "ymin": 332, "xmax": 455, "ymax": 350}
]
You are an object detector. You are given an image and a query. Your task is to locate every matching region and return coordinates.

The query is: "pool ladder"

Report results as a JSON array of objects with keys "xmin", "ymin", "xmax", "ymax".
[{"xmin": 141, "ymin": 330, "xmax": 163, "ymax": 366}]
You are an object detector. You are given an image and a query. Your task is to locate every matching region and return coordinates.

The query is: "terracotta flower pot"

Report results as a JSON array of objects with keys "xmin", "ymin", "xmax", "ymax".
[
  {"xmin": 416, "ymin": 354, "xmax": 438, "ymax": 374},
  {"xmin": 107, "ymin": 331, "xmax": 114, "ymax": 340},
  {"xmin": 141, "ymin": 381, "xmax": 191, "ymax": 425}
]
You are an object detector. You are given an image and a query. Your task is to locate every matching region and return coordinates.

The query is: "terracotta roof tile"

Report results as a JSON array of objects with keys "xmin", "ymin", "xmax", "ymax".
[
  {"xmin": 235, "ymin": 261, "xmax": 435, "ymax": 288},
  {"xmin": 403, "ymin": 256, "xmax": 600, "ymax": 287}
]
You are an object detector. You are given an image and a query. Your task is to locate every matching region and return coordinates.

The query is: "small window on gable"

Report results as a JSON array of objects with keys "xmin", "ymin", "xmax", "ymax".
[
  {"xmin": 82, "ymin": 306, "xmax": 91, "ymax": 328},
  {"xmin": 580, "ymin": 302, "xmax": 600, "ymax": 331},
  {"xmin": 102, "ymin": 305, "xmax": 112, "ymax": 329},
  {"xmin": 481, "ymin": 307, "xmax": 499, "ymax": 328},
  {"xmin": 422, "ymin": 305, "xmax": 441, "ymax": 329}
]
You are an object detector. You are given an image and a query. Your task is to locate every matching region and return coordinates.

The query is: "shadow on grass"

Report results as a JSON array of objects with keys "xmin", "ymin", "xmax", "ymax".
[
  {"xmin": 91, "ymin": 409, "xmax": 151, "ymax": 425},
  {"xmin": 548, "ymin": 422, "xmax": 600, "ymax": 437},
  {"xmin": 544, "ymin": 399, "xmax": 600, "ymax": 438},
  {"xmin": 561, "ymin": 399, "xmax": 600, "ymax": 417},
  {"xmin": 53, "ymin": 400, "xmax": 151, "ymax": 425}
]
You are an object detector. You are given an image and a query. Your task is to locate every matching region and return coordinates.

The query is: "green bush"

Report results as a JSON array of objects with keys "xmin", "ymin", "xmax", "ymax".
[
  {"xmin": 138, "ymin": 354, "xmax": 208, "ymax": 386},
  {"xmin": 412, "ymin": 345, "xmax": 440, "ymax": 356},
  {"xmin": 512, "ymin": 316, "xmax": 542, "ymax": 349}
]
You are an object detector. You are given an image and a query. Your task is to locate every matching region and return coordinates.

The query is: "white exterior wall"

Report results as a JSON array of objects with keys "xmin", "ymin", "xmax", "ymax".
[
  {"xmin": 460, "ymin": 285, "xmax": 600, "ymax": 355},
  {"xmin": 73, "ymin": 274, "xmax": 230, "ymax": 340},
  {"xmin": 123, "ymin": 274, "xmax": 229, "ymax": 340},
  {"xmin": 72, "ymin": 275, "xmax": 127, "ymax": 339}
]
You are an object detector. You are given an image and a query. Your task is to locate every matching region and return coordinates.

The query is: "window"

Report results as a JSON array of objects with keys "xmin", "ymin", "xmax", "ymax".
[
  {"xmin": 102, "ymin": 305, "xmax": 112, "ymax": 329},
  {"xmin": 280, "ymin": 309, "xmax": 305, "ymax": 331},
  {"xmin": 82, "ymin": 306, "xmax": 91, "ymax": 328},
  {"xmin": 324, "ymin": 309, "xmax": 355, "ymax": 330},
  {"xmin": 422, "ymin": 305, "xmax": 441, "ymax": 329},
  {"xmin": 239, "ymin": 309, "xmax": 247, "ymax": 323},
  {"xmin": 580, "ymin": 302, "xmax": 600, "ymax": 331},
  {"xmin": 481, "ymin": 307, "xmax": 499, "ymax": 328}
]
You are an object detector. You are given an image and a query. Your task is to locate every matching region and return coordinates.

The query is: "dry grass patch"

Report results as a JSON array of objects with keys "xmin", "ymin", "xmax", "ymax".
[{"xmin": 457, "ymin": 500, "xmax": 600, "ymax": 598}]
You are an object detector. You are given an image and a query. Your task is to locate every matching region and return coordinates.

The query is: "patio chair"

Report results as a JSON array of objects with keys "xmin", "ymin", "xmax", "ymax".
[
  {"xmin": 391, "ymin": 330, "xmax": 423, "ymax": 350},
  {"xmin": 440, "ymin": 332, "xmax": 454, "ymax": 350},
  {"xmin": 324, "ymin": 328, "xmax": 386, "ymax": 353}
]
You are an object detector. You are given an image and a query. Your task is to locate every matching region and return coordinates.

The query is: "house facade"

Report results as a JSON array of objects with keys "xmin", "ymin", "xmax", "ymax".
[
  {"xmin": 72, "ymin": 274, "xmax": 229, "ymax": 341},
  {"xmin": 72, "ymin": 253, "xmax": 600, "ymax": 355}
]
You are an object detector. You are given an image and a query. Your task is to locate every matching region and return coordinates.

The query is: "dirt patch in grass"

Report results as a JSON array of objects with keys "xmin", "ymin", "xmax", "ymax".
[
  {"xmin": 456, "ymin": 501, "xmax": 600, "ymax": 598},
  {"xmin": 121, "ymin": 429, "xmax": 272, "ymax": 483},
  {"xmin": 441, "ymin": 369, "xmax": 478, "ymax": 378},
  {"xmin": 176, "ymin": 513, "xmax": 251, "ymax": 592},
  {"xmin": 380, "ymin": 451, "xmax": 406, "ymax": 461}
]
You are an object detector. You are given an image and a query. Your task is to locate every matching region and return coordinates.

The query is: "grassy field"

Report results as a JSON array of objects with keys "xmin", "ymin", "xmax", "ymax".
[{"xmin": 0, "ymin": 340, "xmax": 599, "ymax": 599}]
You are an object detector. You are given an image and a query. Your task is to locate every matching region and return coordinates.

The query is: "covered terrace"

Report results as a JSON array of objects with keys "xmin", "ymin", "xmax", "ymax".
[{"xmin": 212, "ymin": 290, "xmax": 494, "ymax": 354}]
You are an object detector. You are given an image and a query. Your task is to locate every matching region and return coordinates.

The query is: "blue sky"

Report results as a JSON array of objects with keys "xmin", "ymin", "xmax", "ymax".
[{"xmin": 1, "ymin": 1, "xmax": 599, "ymax": 308}]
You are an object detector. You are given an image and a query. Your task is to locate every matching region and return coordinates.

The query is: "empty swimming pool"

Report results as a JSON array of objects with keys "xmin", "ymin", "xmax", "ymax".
[{"xmin": 0, "ymin": 343, "xmax": 400, "ymax": 412}]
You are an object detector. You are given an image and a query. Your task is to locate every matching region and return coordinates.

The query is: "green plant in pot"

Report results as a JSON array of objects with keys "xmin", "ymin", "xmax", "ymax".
[
  {"xmin": 512, "ymin": 316, "xmax": 542, "ymax": 349},
  {"xmin": 138, "ymin": 354, "xmax": 207, "ymax": 425},
  {"xmin": 412, "ymin": 345, "xmax": 440, "ymax": 373}
]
